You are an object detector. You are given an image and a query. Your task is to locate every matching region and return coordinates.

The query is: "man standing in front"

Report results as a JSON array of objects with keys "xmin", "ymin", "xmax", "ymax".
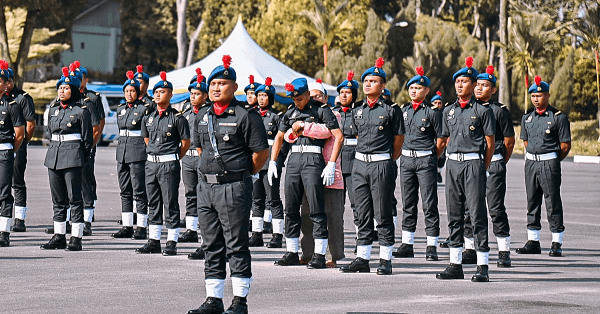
[
  {"xmin": 188, "ymin": 56, "xmax": 269, "ymax": 314},
  {"xmin": 516, "ymin": 76, "xmax": 570, "ymax": 257},
  {"xmin": 339, "ymin": 58, "xmax": 404, "ymax": 275},
  {"xmin": 436, "ymin": 57, "xmax": 495, "ymax": 282}
]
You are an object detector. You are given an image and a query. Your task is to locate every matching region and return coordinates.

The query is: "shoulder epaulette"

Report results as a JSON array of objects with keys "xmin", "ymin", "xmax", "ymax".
[
  {"xmin": 176, "ymin": 111, "xmax": 183, "ymax": 116},
  {"xmin": 278, "ymin": 112, "xmax": 283, "ymax": 116},
  {"xmin": 8, "ymin": 100, "xmax": 16, "ymax": 105},
  {"xmin": 481, "ymin": 102, "xmax": 489, "ymax": 106},
  {"xmin": 23, "ymin": 92, "xmax": 28, "ymax": 96},
  {"xmin": 81, "ymin": 105, "xmax": 88, "ymax": 109},
  {"xmin": 95, "ymin": 92, "xmax": 100, "ymax": 96},
  {"xmin": 555, "ymin": 111, "xmax": 562, "ymax": 115},
  {"xmin": 244, "ymin": 104, "xmax": 251, "ymax": 109},
  {"xmin": 144, "ymin": 103, "xmax": 150, "ymax": 107},
  {"xmin": 287, "ymin": 104, "xmax": 294, "ymax": 110},
  {"xmin": 400, "ymin": 103, "xmax": 408, "ymax": 109},
  {"xmin": 321, "ymin": 103, "xmax": 328, "ymax": 108},
  {"xmin": 84, "ymin": 97, "xmax": 90, "ymax": 101},
  {"xmin": 445, "ymin": 102, "xmax": 450, "ymax": 107},
  {"xmin": 500, "ymin": 104, "xmax": 507, "ymax": 109},
  {"xmin": 391, "ymin": 102, "xmax": 398, "ymax": 107},
  {"xmin": 118, "ymin": 103, "xmax": 125, "ymax": 107}
]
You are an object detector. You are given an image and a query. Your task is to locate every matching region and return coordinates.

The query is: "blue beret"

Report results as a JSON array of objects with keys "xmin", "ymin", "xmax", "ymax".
[
  {"xmin": 79, "ymin": 66, "xmax": 88, "ymax": 76},
  {"xmin": 123, "ymin": 71, "xmax": 141, "ymax": 92},
  {"xmin": 56, "ymin": 67, "xmax": 81, "ymax": 90},
  {"xmin": 0, "ymin": 68, "xmax": 9, "ymax": 80},
  {"xmin": 528, "ymin": 76, "xmax": 550, "ymax": 94},
  {"xmin": 361, "ymin": 58, "xmax": 387, "ymax": 82},
  {"xmin": 208, "ymin": 55, "xmax": 236, "ymax": 84},
  {"xmin": 431, "ymin": 92, "xmax": 442, "ymax": 103},
  {"xmin": 244, "ymin": 75, "xmax": 261, "ymax": 92},
  {"xmin": 477, "ymin": 66, "xmax": 497, "ymax": 86},
  {"xmin": 135, "ymin": 65, "xmax": 150, "ymax": 82},
  {"xmin": 153, "ymin": 72, "xmax": 173, "ymax": 92},
  {"xmin": 407, "ymin": 67, "xmax": 430, "ymax": 87},
  {"xmin": 255, "ymin": 78, "xmax": 276, "ymax": 95},
  {"xmin": 188, "ymin": 79, "xmax": 208, "ymax": 93},
  {"xmin": 382, "ymin": 88, "xmax": 391, "ymax": 97},
  {"xmin": 453, "ymin": 57, "xmax": 479, "ymax": 81},
  {"xmin": 285, "ymin": 78, "xmax": 308, "ymax": 97},
  {"xmin": 337, "ymin": 71, "xmax": 359, "ymax": 92},
  {"xmin": 6, "ymin": 68, "xmax": 14, "ymax": 79}
]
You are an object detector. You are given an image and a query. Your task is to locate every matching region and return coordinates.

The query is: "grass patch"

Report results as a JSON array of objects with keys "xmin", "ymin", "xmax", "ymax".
[{"xmin": 513, "ymin": 120, "xmax": 600, "ymax": 156}]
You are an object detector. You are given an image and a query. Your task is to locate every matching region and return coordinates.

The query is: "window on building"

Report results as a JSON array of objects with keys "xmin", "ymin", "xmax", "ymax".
[{"xmin": 81, "ymin": 42, "xmax": 85, "ymax": 50}]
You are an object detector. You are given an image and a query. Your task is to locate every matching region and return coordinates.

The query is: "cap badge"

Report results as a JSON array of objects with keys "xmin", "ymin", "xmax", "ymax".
[
  {"xmin": 163, "ymin": 81, "xmax": 168, "ymax": 86},
  {"xmin": 224, "ymin": 70, "xmax": 229, "ymax": 76},
  {"xmin": 374, "ymin": 68, "xmax": 380, "ymax": 74},
  {"xmin": 347, "ymin": 82, "xmax": 352, "ymax": 86},
  {"xmin": 266, "ymin": 86, "xmax": 270, "ymax": 90},
  {"xmin": 537, "ymin": 86, "xmax": 542, "ymax": 91},
  {"xmin": 420, "ymin": 78, "xmax": 424, "ymax": 83},
  {"xmin": 65, "ymin": 78, "xmax": 71, "ymax": 82},
  {"xmin": 467, "ymin": 69, "xmax": 472, "ymax": 74}
]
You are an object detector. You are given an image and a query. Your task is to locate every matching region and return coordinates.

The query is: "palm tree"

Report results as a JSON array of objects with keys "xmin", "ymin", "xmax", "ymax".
[{"xmin": 298, "ymin": 0, "xmax": 354, "ymax": 83}]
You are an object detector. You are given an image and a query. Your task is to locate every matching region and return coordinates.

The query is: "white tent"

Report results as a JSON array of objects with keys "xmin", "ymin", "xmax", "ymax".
[{"xmin": 148, "ymin": 17, "xmax": 338, "ymax": 96}]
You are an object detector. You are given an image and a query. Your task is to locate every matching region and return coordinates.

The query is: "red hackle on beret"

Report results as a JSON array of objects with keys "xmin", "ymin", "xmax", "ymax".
[
  {"xmin": 465, "ymin": 56, "xmax": 473, "ymax": 68},
  {"xmin": 136, "ymin": 65, "xmax": 143, "ymax": 73},
  {"xmin": 375, "ymin": 58, "xmax": 385, "ymax": 68},
  {"xmin": 486, "ymin": 65, "xmax": 494, "ymax": 75},
  {"xmin": 222, "ymin": 55, "xmax": 232, "ymax": 69},
  {"xmin": 316, "ymin": 79, "xmax": 322, "ymax": 84},
  {"xmin": 126, "ymin": 71, "xmax": 134, "ymax": 80},
  {"xmin": 436, "ymin": 91, "xmax": 442, "ymax": 96},
  {"xmin": 74, "ymin": 60, "xmax": 80, "ymax": 69},
  {"xmin": 160, "ymin": 71, "xmax": 167, "ymax": 81},
  {"xmin": 249, "ymin": 75, "xmax": 254, "ymax": 84},
  {"xmin": 265, "ymin": 77, "xmax": 272, "ymax": 86},
  {"xmin": 347, "ymin": 71, "xmax": 354, "ymax": 81},
  {"xmin": 285, "ymin": 83, "xmax": 295, "ymax": 92},
  {"xmin": 534, "ymin": 76, "xmax": 542, "ymax": 86},
  {"xmin": 69, "ymin": 63, "xmax": 77, "ymax": 73},
  {"xmin": 62, "ymin": 67, "xmax": 69, "ymax": 77},
  {"xmin": 416, "ymin": 66, "xmax": 424, "ymax": 76}
]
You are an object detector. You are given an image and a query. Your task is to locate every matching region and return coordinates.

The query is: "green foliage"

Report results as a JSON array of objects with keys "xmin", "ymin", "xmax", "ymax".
[
  {"xmin": 549, "ymin": 48, "xmax": 574, "ymax": 115},
  {"xmin": 572, "ymin": 50, "xmax": 598, "ymax": 120}
]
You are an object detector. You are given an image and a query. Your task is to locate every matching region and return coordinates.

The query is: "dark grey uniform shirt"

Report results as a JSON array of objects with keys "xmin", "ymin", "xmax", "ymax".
[
  {"xmin": 116, "ymin": 99, "xmax": 151, "ymax": 163},
  {"xmin": 141, "ymin": 105, "xmax": 190, "ymax": 155},
  {"xmin": 441, "ymin": 98, "xmax": 496, "ymax": 154},
  {"xmin": 483, "ymin": 100, "xmax": 515, "ymax": 156},
  {"xmin": 520, "ymin": 105, "xmax": 571, "ymax": 154},
  {"xmin": 333, "ymin": 104, "xmax": 357, "ymax": 174},
  {"xmin": 193, "ymin": 98, "xmax": 268, "ymax": 174},
  {"xmin": 182, "ymin": 100, "xmax": 208, "ymax": 151},
  {"xmin": 352, "ymin": 97, "xmax": 404, "ymax": 154},
  {"xmin": 80, "ymin": 96, "xmax": 100, "ymax": 127},
  {"xmin": 84, "ymin": 89, "xmax": 105, "ymax": 120},
  {"xmin": 400, "ymin": 101, "xmax": 443, "ymax": 151},
  {"xmin": 279, "ymin": 99, "xmax": 339, "ymax": 148},
  {"xmin": 0, "ymin": 95, "xmax": 24, "ymax": 143},
  {"xmin": 9, "ymin": 87, "xmax": 35, "ymax": 122},
  {"xmin": 258, "ymin": 106, "xmax": 286, "ymax": 171}
]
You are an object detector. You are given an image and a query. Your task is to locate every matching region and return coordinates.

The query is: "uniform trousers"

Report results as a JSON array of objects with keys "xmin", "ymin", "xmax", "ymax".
[
  {"xmin": 0, "ymin": 151, "xmax": 14, "ymax": 218},
  {"xmin": 486, "ymin": 159, "xmax": 510, "ymax": 237},
  {"xmin": 352, "ymin": 158, "xmax": 396, "ymax": 246},
  {"xmin": 284, "ymin": 152, "xmax": 327, "ymax": 239},
  {"xmin": 525, "ymin": 158, "xmax": 564, "ymax": 233},
  {"xmin": 251, "ymin": 168, "xmax": 284, "ymax": 220},
  {"xmin": 12, "ymin": 143, "xmax": 26, "ymax": 208},
  {"xmin": 117, "ymin": 160, "xmax": 148, "ymax": 214},
  {"xmin": 445, "ymin": 159, "xmax": 489, "ymax": 252},
  {"xmin": 182, "ymin": 155, "xmax": 199, "ymax": 217},
  {"xmin": 146, "ymin": 160, "xmax": 181, "ymax": 229},
  {"xmin": 82, "ymin": 153, "xmax": 95, "ymax": 209},
  {"xmin": 343, "ymin": 173, "xmax": 357, "ymax": 227},
  {"xmin": 197, "ymin": 177, "xmax": 253, "ymax": 279},
  {"xmin": 48, "ymin": 167, "xmax": 83, "ymax": 223},
  {"xmin": 300, "ymin": 189, "xmax": 345, "ymax": 262},
  {"xmin": 399, "ymin": 154, "xmax": 440, "ymax": 236}
]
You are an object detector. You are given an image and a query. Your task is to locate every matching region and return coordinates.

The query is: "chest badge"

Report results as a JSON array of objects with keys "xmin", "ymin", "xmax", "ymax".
[
  {"xmin": 403, "ymin": 112, "xmax": 408, "ymax": 120},
  {"xmin": 120, "ymin": 109, "xmax": 126, "ymax": 115},
  {"xmin": 54, "ymin": 109, "xmax": 60, "ymax": 116},
  {"xmin": 166, "ymin": 132, "xmax": 171, "ymax": 136},
  {"xmin": 67, "ymin": 122, "xmax": 72, "ymax": 127},
  {"xmin": 469, "ymin": 125, "xmax": 475, "ymax": 130},
  {"xmin": 148, "ymin": 117, "xmax": 154, "ymax": 124},
  {"xmin": 420, "ymin": 127, "xmax": 426, "ymax": 132},
  {"xmin": 526, "ymin": 116, "xmax": 532, "ymax": 122},
  {"xmin": 0, "ymin": 121, "xmax": 4, "ymax": 125},
  {"xmin": 132, "ymin": 121, "xmax": 137, "ymax": 125},
  {"xmin": 545, "ymin": 129, "xmax": 551, "ymax": 134},
  {"xmin": 449, "ymin": 108, "xmax": 455, "ymax": 116},
  {"xmin": 378, "ymin": 126, "xmax": 384, "ymax": 130},
  {"xmin": 223, "ymin": 133, "xmax": 230, "ymax": 141}
]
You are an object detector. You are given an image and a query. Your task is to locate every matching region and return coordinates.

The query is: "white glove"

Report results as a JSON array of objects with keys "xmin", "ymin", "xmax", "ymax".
[
  {"xmin": 321, "ymin": 161, "xmax": 336, "ymax": 186},
  {"xmin": 267, "ymin": 161, "xmax": 278, "ymax": 186}
]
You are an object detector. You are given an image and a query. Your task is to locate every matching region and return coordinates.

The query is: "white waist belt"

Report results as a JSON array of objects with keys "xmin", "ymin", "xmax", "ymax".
[
  {"xmin": 448, "ymin": 153, "xmax": 481, "ymax": 161},
  {"xmin": 355, "ymin": 152, "xmax": 391, "ymax": 162},
  {"xmin": 267, "ymin": 139, "xmax": 274, "ymax": 146},
  {"xmin": 119, "ymin": 129, "xmax": 142, "ymax": 137},
  {"xmin": 344, "ymin": 138, "xmax": 358, "ymax": 146},
  {"xmin": 147, "ymin": 154, "xmax": 178, "ymax": 163},
  {"xmin": 526, "ymin": 152, "xmax": 557, "ymax": 161},
  {"xmin": 491, "ymin": 154, "xmax": 504, "ymax": 162},
  {"xmin": 186, "ymin": 150, "xmax": 199, "ymax": 157},
  {"xmin": 291, "ymin": 145, "xmax": 322, "ymax": 153},
  {"xmin": 51, "ymin": 134, "xmax": 82, "ymax": 142},
  {"xmin": 0, "ymin": 143, "xmax": 13, "ymax": 150},
  {"xmin": 402, "ymin": 149, "xmax": 432, "ymax": 157}
]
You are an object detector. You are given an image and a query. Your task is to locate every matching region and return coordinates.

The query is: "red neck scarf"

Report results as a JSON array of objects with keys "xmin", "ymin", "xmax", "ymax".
[
  {"xmin": 536, "ymin": 108, "xmax": 546, "ymax": 115},
  {"xmin": 342, "ymin": 106, "xmax": 350, "ymax": 113},
  {"xmin": 213, "ymin": 102, "xmax": 229, "ymax": 115},
  {"xmin": 193, "ymin": 106, "xmax": 200, "ymax": 114},
  {"xmin": 157, "ymin": 106, "xmax": 167, "ymax": 117},
  {"xmin": 412, "ymin": 100, "xmax": 423, "ymax": 111},
  {"xmin": 61, "ymin": 101, "xmax": 68, "ymax": 109},
  {"xmin": 366, "ymin": 98, "xmax": 378, "ymax": 108},
  {"xmin": 260, "ymin": 108, "xmax": 268, "ymax": 117},
  {"xmin": 459, "ymin": 98, "xmax": 469, "ymax": 109},
  {"xmin": 128, "ymin": 103, "xmax": 133, "ymax": 108}
]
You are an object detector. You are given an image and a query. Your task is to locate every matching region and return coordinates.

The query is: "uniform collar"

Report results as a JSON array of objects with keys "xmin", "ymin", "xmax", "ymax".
[{"xmin": 209, "ymin": 99, "xmax": 238, "ymax": 116}]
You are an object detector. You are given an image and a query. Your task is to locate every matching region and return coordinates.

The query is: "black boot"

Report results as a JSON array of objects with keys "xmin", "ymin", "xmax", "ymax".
[
  {"xmin": 83, "ymin": 222, "xmax": 92, "ymax": 236},
  {"xmin": 248, "ymin": 232, "xmax": 263, "ymax": 247},
  {"xmin": 439, "ymin": 237, "xmax": 450, "ymax": 248},
  {"xmin": 187, "ymin": 297, "xmax": 224, "ymax": 314},
  {"xmin": 179, "ymin": 230, "xmax": 199, "ymax": 243},
  {"xmin": 162, "ymin": 240, "xmax": 177, "ymax": 256},
  {"xmin": 12, "ymin": 218, "xmax": 26, "ymax": 232},
  {"xmin": 66, "ymin": 236, "xmax": 82, "ymax": 251},
  {"xmin": 111, "ymin": 226, "xmax": 134, "ymax": 238},
  {"xmin": 471, "ymin": 265, "xmax": 489, "ymax": 282},
  {"xmin": 188, "ymin": 247, "xmax": 205, "ymax": 260},
  {"xmin": 339, "ymin": 257, "xmax": 370, "ymax": 273},
  {"xmin": 376, "ymin": 259, "xmax": 392, "ymax": 275},
  {"xmin": 426, "ymin": 245, "xmax": 439, "ymax": 261},
  {"xmin": 516, "ymin": 240, "xmax": 541, "ymax": 254},
  {"xmin": 462, "ymin": 249, "xmax": 477, "ymax": 264},
  {"xmin": 549, "ymin": 242, "xmax": 562, "ymax": 257},
  {"xmin": 274, "ymin": 252, "xmax": 300, "ymax": 266},
  {"xmin": 40, "ymin": 234, "xmax": 67, "ymax": 250},
  {"xmin": 266, "ymin": 233, "xmax": 283, "ymax": 248},
  {"xmin": 392, "ymin": 243, "xmax": 414, "ymax": 258},
  {"xmin": 307, "ymin": 253, "xmax": 326, "ymax": 269},
  {"xmin": 223, "ymin": 296, "xmax": 248, "ymax": 314},
  {"xmin": 263, "ymin": 221, "xmax": 273, "ymax": 234},
  {"xmin": 136, "ymin": 239, "xmax": 161, "ymax": 254},
  {"xmin": 436, "ymin": 263, "xmax": 464, "ymax": 280},
  {"xmin": 0, "ymin": 231, "xmax": 9, "ymax": 247},
  {"xmin": 497, "ymin": 251, "xmax": 512, "ymax": 267},
  {"xmin": 132, "ymin": 227, "xmax": 147, "ymax": 240}
]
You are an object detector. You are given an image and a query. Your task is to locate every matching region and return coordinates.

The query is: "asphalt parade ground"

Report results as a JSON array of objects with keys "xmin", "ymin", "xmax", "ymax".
[{"xmin": 1, "ymin": 146, "xmax": 599, "ymax": 314}]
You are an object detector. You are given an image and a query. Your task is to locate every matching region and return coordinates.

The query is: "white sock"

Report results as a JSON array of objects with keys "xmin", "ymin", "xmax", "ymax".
[
  {"xmin": 54, "ymin": 221, "xmax": 67, "ymax": 234},
  {"xmin": 314, "ymin": 238, "xmax": 328, "ymax": 255},
  {"xmin": 14, "ymin": 206, "xmax": 27, "ymax": 220},
  {"xmin": 497, "ymin": 236, "xmax": 511, "ymax": 251},
  {"xmin": 263, "ymin": 210, "xmax": 272, "ymax": 223},
  {"xmin": 84, "ymin": 209, "xmax": 94, "ymax": 223},
  {"xmin": 72, "ymin": 222, "xmax": 84, "ymax": 238},
  {"xmin": 427, "ymin": 236, "xmax": 439, "ymax": 247},
  {"xmin": 552, "ymin": 232, "xmax": 564, "ymax": 244},
  {"xmin": 527, "ymin": 229, "xmax": 541, "ymax": 241},
  {"xmin": 286, "ymin": 237, "xmax": 299, "ymax": 253},
  {"xmin": 356, "ymin": 245, "xmax": 372, "ymax": 260},
  {"xmin": 251, "ymin": 217, "xmax": 264, "ymax": 232},
  {"xmin": 149, "ymin": 224, "xmax": 162, "ymax": 240},
  {"xmin": 167, "ymin": 228, "xmax": 180, "ymax": 242},
  {"xmin": 354, "ymin": 224, "xmax": 359, "ymax": 237},
  {"xmin": 0, "ymin": 217, "xmax": 12, "ymax": 232},
  {"xmin": 137, "ymin": 214, "xmax": 148, "ymax": 228},
  {"xmin": 380, "ymin": 245, "xmax": 393, "ymax": 261},
  {"xmin": 186, "ymin": 216, "xmax": 199, "ymax": 231},
  {"xmin": 231, "ymin": 277, "xmax": 253, "ymax": 298},
  {"xmin": 402, "ymin": 231, "xmax": 415, "ymax": 245},
  {"xmin": 449, "ymin": 247, "xmax": 462, "ymax": 264},
  {"xmin": 476, "ymin": 251, "xmax": 489, "ymax": 265},
  {"xmin": 205, "ymin": 279, "xmax": 225, "ymax": 299},
  {"xmin": 272, "ymin": 219, "xmax": 284, "ymax": 234},
  {"xmin": 132, "ymin": 200, "xmax": 137, "ymax": 214},
  {"xmin": 122, "ymin": 212, "xmax": 134, "ymax": 227},
  {"xmin": 66, "ymin": 207, "xmax": 71, "ymax": 221},
  {"xmin": 464, "ymin": 237, "xmax": 475, "ymax": 250}
]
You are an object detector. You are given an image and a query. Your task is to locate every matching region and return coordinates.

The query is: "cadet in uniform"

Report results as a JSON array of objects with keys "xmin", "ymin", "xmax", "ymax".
[
  {"xmin": 339, "ymin": 58, "xmax": 404, "ymax": 275},
  {"xmin": 136, "ymin": 65, "xmax": 154, "ymax": 107},
  {"xmin": 248, "ymin": 77, "xmax": 286, "ymax": 248},
  {"xmin": 392, "ymin": 67, "xmax": 443, "ymax": 261},
  {"xmin": 435, "ymin": 57, "xmax": 495, "ymax": 282},
  {"xmin": 41, "ymin": 65, "xmax": 93, "ymax": 251},
  {"xmin": 244, "ymin": 75, "xmax": 260, "ymax": 110},
  {"xmin": 111, "ymin": 71, "xmax": 151, "ymax": 240},
  {"xmin": 516, "ymin": 76, "xmax": 570, "ymax": 257},
  {"xmin": 136, "ymin": 71, "xmax": 190, "ymax": 256},
  {"xmin": 180, "ymin": 69, "xmax": 208, "ymax": 260},
  {"xmin": 431, "ymin": 91, "xmax": 445, "ymax": 184},
  {"xmin": 0, "ymin": 61, "xmax": 25, "ymax": 247},
  {"xmin": 269, "ymin": 78, "xmax": 343, "ymax": 269},
  {"xmin": 187, "ymin": 56, "xmax": 269, "ymax": 314},
  {"xmin": 473, "ymin": 66, "xmax": 515, "ymax": 267},
  {"xmin": 5, "ymin": 68, "xmax": 35, "ymax": 232}
]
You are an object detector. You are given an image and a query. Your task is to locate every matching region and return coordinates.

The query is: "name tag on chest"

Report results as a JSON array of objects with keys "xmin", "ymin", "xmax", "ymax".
[{"xmin": 219, "ymin": 122, "xmax": 237, "ymax": 127}]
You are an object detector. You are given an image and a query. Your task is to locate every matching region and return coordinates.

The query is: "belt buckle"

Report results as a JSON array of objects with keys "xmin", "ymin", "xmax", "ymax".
[
  {"xmin": 366, "ymin": 154, "xmax": 371, "ymax": 162},
  {"xmin": 205, "ymin": 174, "xmax": 218, "ymax": 184},
  {"xmin": 535, "ymin": 154, "xmax": 540, "ymax": 161},
  {"xmin": 299, "ymin": 146, "xmax": 304, "ymax": 153},
  {"xmin": 153, "ymin": 155, "xmax": 159, "ymax": 163},
  {"xmin": 458, "ymin": 153, "xmax": 464, "ymax": 162},
  {"xmin": 410, "ymin": 150, "xmax": 416, "ymax": 158}
]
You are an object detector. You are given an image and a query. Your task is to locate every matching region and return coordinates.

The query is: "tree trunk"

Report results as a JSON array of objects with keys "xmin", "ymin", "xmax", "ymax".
[
  {"xmin": 471, "ymin": 0, "xmax": 480, "ymax": 38},
  {"xmin": 434, "ymin": 0, "xmax": 446, "ymax": 17},
  {"xmin": 498, "ymin": 0, "xmax": 510, "ymax": 107},
  {"xmin": 0, "ymin": 6, "xmax": 11, "ymax": 62},
  {"xmin": 175, "ymin": 0, "xmax": 188, "ymax": 69},
  {"xmin": 415, "ymin": 0, "xmax": 421, "ymax": 16},
  {"xmin": 595, "ymin": 48, "xmax": 600, "ymax": 141},
  {"xmin": 14, "ymin": 7, "xmax": 38, "ymax": 85},
  {"xmin": 186, "ymin": 19, "xmax": 204, "ymax": 67}
]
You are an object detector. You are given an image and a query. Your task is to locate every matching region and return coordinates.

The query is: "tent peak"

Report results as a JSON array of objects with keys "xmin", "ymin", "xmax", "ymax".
[{"xmin": 237, "ymin": 14, "xmax": 242, "ymax": 23}]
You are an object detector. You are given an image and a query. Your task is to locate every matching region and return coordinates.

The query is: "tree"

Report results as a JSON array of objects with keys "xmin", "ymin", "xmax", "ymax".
[{"xmin": 498, "ymin": 0, "xmax": 510, "ymax": 106}]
